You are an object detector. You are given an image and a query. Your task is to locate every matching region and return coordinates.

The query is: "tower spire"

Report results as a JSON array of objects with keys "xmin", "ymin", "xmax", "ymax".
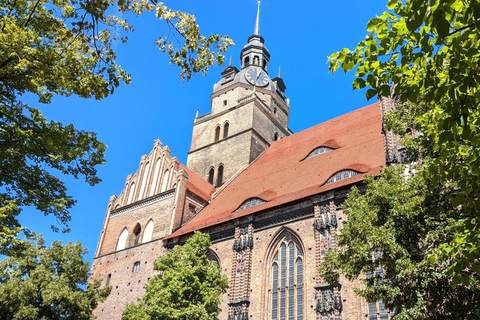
[{"xmin": 254, "ymin": 1, "xmax": 261, "ymax": 35}]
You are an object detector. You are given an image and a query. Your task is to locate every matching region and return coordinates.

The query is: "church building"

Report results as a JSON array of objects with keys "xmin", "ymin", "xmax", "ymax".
[{"xmin": 90, "ymin": 4, "xmax": 399, "ymax": 320}]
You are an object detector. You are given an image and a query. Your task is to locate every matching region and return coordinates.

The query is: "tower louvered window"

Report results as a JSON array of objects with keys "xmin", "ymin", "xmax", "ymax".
[{"xmin": 271, "ymin": 237, "xmax": 303, "ymax": 320}]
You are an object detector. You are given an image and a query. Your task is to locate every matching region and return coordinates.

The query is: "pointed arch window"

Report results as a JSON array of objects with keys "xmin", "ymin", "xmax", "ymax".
[
  {"xmin": 214, "ymin": 126, "xmax": 221, "ymax": 142},
  {"xmin": 216, "ymin": 165, "xmax": 224, "ymax": 187},
  {"xmin": 208, "ymin": 168, "xmax": 215, "ymax": 185},
  {"xmin": 142, "ymin": 220, "xmax": 154, "ymax": 243},
  {"xmin": 133, "ymin": 223, "xmax": 141, "ymax": 246},
  {"xmin": 324, "ymin": 169, "xmax": 361, "ymax": 185},
  {"xmin": 116, "ymin": 228, "xmax": 128, "ymax": 251},
  {"xmin": 223, "ymin": 122, "xmax": 229, "ymax": 138},
  {"xmin": 270, "ymin": 236, "xmax": 303, "ymax": 320}
]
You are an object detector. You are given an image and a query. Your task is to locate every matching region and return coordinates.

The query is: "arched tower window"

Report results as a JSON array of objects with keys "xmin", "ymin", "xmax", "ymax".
[
  {"xmin": 208, "ymin": 168, "xmax": 215, "ymax": 185},
  {"xmin": 273, "ymin": 133, "xmax": 279, "ymax": 141},
  {"xmin": 216, "ymin": 165, "xmax": 224, "ymax": 187},
  {"xmin": 116, "ymin": 228, "xmax": 128, "ymax": 251},
  {"xmin": 223, "ymin": 122, "xmax": 229, "ymax": 139},
  {"xmin": 133, "ymin": 223, "xmax": 141, "ymax": 246},
  {"xmin": 142, "ymin": 219, "xmax": 154, "ymax": 243},
  {"xmin": 269, "ymin": 232, "xmax": 304, "ymax": 320},
  {"xmin": 253, "ymin": 55, "xmax": 259, "ymax": 65},
  {"xmin": 214, "ymin": 126, "xmax": 221, "ymax": 142},
  {"xmin": 244, "ymin": 56, "xmax": 250, "ymax": 67}
]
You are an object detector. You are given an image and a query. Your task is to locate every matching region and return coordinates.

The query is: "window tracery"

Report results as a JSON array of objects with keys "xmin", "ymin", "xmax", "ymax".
[{"xmin": 270, "ymin": 235, "xmax": 303, "ymax": 320}]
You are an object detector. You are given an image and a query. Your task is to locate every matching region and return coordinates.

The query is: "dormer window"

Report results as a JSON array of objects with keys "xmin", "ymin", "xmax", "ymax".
[
  {"xmin": 304, "ymin": 146, "xmax": 335, "ymax": 160},
  {"xmin": 324, "ymin": 170, "xmax": 361, "ymax": 185},
  {"xmin": 236, "ymin": 197, "xmax": 266, "ymax": 211}
]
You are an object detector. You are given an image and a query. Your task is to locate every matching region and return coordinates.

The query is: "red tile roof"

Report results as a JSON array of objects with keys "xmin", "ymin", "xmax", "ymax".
[
  {"xmin": 165, "ymin": 102, "xmax": 386, "ymax": 240},
  {"xmin": 179, "ymin": 164, "xmax": 216, "ymax": 202}
]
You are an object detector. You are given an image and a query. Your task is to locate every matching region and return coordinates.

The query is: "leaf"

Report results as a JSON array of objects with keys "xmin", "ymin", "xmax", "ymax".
[{"xmin": 366, "ymin": 88, "xmax": 377, "ymax": 100}]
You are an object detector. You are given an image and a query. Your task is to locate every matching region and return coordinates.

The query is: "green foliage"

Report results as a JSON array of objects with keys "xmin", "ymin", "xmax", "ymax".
[
  {"xmin": 123, "ymin": 232, "xmax": 229, "ymax": 320},
  {"xmin": 327, "ymin": 0, "xmax": 480, "ymax": 287},
  {"xmin": 0, "ymin": 0, "xmax": 233, "ymax": 249},
  {"xmin": 320, "ymin": 167, "xmax": 480, "ymax": 319},
  {"xmin": 0, "ymin": 233, "xmax": 110, "ymax": 319}
]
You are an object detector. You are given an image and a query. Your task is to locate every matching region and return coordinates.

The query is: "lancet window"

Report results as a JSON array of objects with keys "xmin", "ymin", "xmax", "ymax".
[{"xmin": 270, "ymin": 236, "xmax": 304, "ymax": 320}]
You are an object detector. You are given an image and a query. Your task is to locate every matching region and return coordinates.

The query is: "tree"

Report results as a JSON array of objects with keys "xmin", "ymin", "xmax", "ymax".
[
  {"xmin": 0, "ymin": 233, "xmax": 110, "ymax": 319},
  {"xmin": 325, "ymin": 0, "xmax": 480, "ymax": 290},
  {"xmin": 0, "ymin": 0, "xmax": 233, "ymax": 249},
  {"xmin": 320, "ymin": 166, "xmax": 480, "ymax": 319},
  {"xmin": 320, "ymin": 0, "xmax": 480, "ymax": 317},
  {"xmin": 122, "ymin": 232, "xmax": 229, "ymax": 320}
]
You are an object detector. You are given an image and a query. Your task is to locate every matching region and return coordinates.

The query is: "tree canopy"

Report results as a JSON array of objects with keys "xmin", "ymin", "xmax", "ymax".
[
  {"xmin": 321, "ymin": 0, "xmax": 480, "ymax": 317},
  {"xmin": 122, "ymin": 232, "xmax": 229, "ymax": 320},
  {"xmin": 0, "ymin": 0, "xmax": 233, "ymax": 250},
  {"xmin": 0, "ymin": 233, "xmax": 110, "ymax": 319},
  {"xmin": 326, "ymin": 0, "xmax": 480, "ymax": 288}
]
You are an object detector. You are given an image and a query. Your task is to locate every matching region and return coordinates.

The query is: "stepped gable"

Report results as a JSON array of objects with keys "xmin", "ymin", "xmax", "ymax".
[
  {"xmin": 166, "ymin": 102, "xmax": 386, "ymax": 239},
  {"xmin": 179, "ymin": 163, "xmax": 216, "ymax": 202}
]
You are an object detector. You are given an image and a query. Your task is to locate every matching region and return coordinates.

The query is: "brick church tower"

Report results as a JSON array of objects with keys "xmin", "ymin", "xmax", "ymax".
[{"xmin": 186, "ymin": 3, "xmax": 291, "ymax": 187}]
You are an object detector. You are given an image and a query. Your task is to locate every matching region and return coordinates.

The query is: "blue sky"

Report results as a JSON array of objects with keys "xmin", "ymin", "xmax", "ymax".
[{"xmin": 19, "ymin": 1, "xmax": 390, "ymax": 264}]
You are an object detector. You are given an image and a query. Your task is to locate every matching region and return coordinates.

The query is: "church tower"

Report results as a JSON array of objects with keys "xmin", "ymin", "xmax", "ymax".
[{"xmin": 186, "ymin": 2, "xmax": 291, "ymax": 187}]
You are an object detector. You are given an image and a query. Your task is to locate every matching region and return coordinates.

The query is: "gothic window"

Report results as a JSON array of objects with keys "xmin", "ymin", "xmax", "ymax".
[
  {"xmin": 270, "ymin": 235, "xmax": 304, "ymax": 320},
  {"xmin": 208, "ymin": 168, "xmax": 215, "ymax": 185},
  {"xmin": 206, "ymin": 249, "xmax": 220, "ymax": 266},
  {"xmin": 324, "ymin": 169, "xmax": 361, "ymax": 185},
  {"xmin": 223, "ymin": 122, "xmax": 229, "ymax": 138},
  {"xmin": 236, "ymin": 197, "xmax": 266, "ymax": 211},
  {"xmin": 142, "ymin": 219, "xmax": 154, "ymax": 243},
  {"xmin": 133, "ymin": 261, "xmax": 140, "ymax": 273},
  {"xmin": 217, "ymin": 165, "xmax": 224, "ymax": 186},
  {"xmin": 116, "ymin": 228, "xmax": 128, "ymax": 251},
  {"xmin": 304, "ymin": 146, "xmax": 334, "ymax": 160},
  {"xmin": 133, "ymin": 223, "xmax": 141, "ymax": 246},
  {"xmin": 366, "ymin": 252, "xmax": 392, "ymax": 320},
  {"xmin": 215, "ymin": 125, "xmax": 221, "ymax": 142}
]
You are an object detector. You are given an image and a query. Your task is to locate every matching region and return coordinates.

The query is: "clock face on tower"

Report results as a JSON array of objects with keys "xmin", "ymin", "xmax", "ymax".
[{"xmin": 245, "ymin": 66, "xmax": 269, "ymax": 87}]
